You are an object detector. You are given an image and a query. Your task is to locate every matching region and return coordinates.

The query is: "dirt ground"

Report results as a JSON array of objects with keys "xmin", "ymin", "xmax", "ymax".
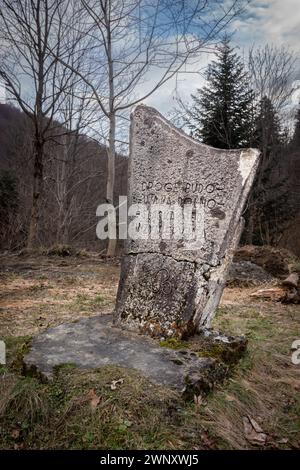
[
  {"xmin": 0, "ymin": 251, "xmax": 299, "ymax": 449},
  {"xmin": 0, "ymin": 252, "xmax": 119, "ymax": 337}
]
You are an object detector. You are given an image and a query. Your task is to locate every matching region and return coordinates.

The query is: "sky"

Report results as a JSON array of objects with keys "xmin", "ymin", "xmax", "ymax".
[
  {"xmin": 144, "ymin": 0, "xmax": 300, "ymax": 114},
  {"xmin": 1, "ymin": 0, "xmax": 299, "ymax": 130},
  {"xmin": 0, "ymin": 81, "xmax": 5, "ymax": 104}
]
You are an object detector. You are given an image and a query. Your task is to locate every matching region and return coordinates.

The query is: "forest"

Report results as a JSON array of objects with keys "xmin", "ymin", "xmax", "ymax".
[{"xmin": 0, "ymin": 1, "xmax": 299, "ymax": 256}]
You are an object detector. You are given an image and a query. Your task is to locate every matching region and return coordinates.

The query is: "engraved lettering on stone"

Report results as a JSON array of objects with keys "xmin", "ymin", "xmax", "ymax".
[
  {"xmin": 114, "ymin": 105, "xmax": 260, "ymax": 339},
  {"xmin": 152, "ymin": 268, "xmax": 173, "ymax": 295}
]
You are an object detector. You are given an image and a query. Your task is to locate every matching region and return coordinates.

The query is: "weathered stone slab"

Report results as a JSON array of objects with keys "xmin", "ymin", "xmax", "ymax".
[
  {"xmin": 114, "ymin": 105, "xmax": 260, "ymax": 338},
  {"xmin": 227, "ymin": 261, "xmax": 275, "ymax": 287},
  {"xmin": 23, "ymin": 315, "xmax": 227, "ymax": 397}
]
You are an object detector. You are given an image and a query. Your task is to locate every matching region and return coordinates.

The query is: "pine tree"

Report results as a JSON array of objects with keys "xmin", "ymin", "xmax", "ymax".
[
  {"xmin": 187, "ymin": 38, "xmax": 255, "ymax": 149},
  {"xmin": 292, "ymin": 106, "xmax": 300, "ymax": 147},
  {"xmin": 253, "ymin": 97, "xmax": 282, "ymax": 157},
  {"xmin": 243, "ymin": 97, "xmax": 293, "ymax": 245}
]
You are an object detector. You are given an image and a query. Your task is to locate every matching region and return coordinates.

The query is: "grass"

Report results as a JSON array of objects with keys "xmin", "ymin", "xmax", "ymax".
[
  {"xmin": 0, "ymin": 252, "xmax": 119, "ymax": 337},
  {"xmin": 2, "ymin": 336, "xmax": 32, "ymax": 373},
  {"xmin": 72, "ymin": 293, "xmax": 105, "ymax": 311},
  {"xmin": 290, "ymin": 261, "xmax": 300, "ymax": 273},
  {"xmin": 200, "ymin": 303, "xmax": 300, "ymax": 449},
  {"xmin": 0, "ymin": 252, "xmax": 300, "ymax": 449},
  {"xmin": 0, "ymin": 355, "xmax": 190, "ymax": 449},
  {"xmin": 1, "ymin": 303, "xmax": 299, "ymax": 450}
]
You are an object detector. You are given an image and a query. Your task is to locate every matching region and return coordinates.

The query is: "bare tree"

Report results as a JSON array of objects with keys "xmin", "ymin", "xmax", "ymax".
[
  {"xmin": 241, "ymin": 45, "xmax": 299, "ymax": 245},
  {"xmin": 46, "ymin": 48, "xmax": 103, "ymax": 244},
  {"xmin": 0, "ymin": 106, "xmax": 33, "ymax": 249},
  {"xmin": 0, "ymin": 0, "xmax": 78, "ymax": 248},
  {"xmin": 48, "ymin": 83, "xmax": 103, "ymax": 244},
  {"xmin": 248, "ymin": 44, "xmax": 298, "ymax": 111},
  {"xmin": 51, "ymin": 0, "xmax": 246, "ymax": 255}
]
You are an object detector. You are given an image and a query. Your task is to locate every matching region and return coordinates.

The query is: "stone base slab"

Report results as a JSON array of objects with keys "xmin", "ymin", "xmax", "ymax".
[{"xmin": 23, "ymin": 315, "xmax": 230, "ymax": 398}]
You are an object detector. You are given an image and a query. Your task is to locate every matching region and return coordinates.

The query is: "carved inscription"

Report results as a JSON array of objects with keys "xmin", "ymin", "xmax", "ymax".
[
  {"xmin": 114, "ymin": 105, "xmax": 260, "ymax": 337},
  {"xmin": 132, "ymin": 179, "xmax": 227, "ymax": 210},
  {"xmin": 151, "ymin": 268, "xmax": 173, "ymax": 295}
]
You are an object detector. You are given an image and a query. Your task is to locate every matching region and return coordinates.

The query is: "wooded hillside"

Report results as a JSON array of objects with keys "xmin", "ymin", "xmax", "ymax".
[{"xmin": 0, "ymin": 103, "xmax": 127, "ymax": 250}]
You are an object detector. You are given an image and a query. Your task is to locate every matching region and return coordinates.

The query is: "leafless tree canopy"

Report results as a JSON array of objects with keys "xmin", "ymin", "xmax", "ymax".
[
  {"xmin": 3, "ymin": 1, "xmax": 299, "ymax": 255},
  {"xmin": 248, "ymin": 44, "xmax": 298, "ymax": 111},
  {"xmin": 52, "ymin": 0, "xmax": 246, "ymax": 255}
]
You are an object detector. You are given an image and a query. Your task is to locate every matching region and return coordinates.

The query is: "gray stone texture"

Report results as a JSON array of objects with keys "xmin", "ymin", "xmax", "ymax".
[
  {"xmin": 114, "ymin": 105, "xmax": 260, "ymax": 338},
  {"xmin": 227, "ymin": 261, "xmax": 275, "ymax": 286},
  {"xmin": 23, "ymin": 315, "xmax": 228, "ymax": 397}
]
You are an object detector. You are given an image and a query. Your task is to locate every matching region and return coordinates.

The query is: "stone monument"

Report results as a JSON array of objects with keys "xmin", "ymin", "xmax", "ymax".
[
  {"xmin": 114, "ymin": 105, "xmax": 260, "ymax": 339},
  {"xmin": 24, "ymin": 105, "xmax": 259, "ymax": 397}
]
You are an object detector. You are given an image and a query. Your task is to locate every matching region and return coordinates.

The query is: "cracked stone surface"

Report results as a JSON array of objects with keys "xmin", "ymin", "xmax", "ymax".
[
  {"xmin": 114, "ymin": 105, "xmax": 260, "ymax": 338},
  {"xmin": 23, "ymin": 315, "xmax": 227, "ymax": 397}
]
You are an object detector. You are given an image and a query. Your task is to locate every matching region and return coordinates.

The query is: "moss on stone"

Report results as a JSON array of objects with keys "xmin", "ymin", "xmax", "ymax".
[{"xmin": 159, "ymin": 338, "xmax": 188, "ymax": 350}]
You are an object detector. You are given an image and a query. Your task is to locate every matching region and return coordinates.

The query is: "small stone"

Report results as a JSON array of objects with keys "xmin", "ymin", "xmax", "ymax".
[{"xmin": 197, "ymin": 328, "xmax": 247, "ymax": 364}]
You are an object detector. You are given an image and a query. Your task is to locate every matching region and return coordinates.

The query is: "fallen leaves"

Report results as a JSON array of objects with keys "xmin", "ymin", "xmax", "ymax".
[
  {"xmin": 11, "ymin": 429, "xmax": 20, "ymax": 439},
  {"xmin": 110, "ymin": 378, "xmax": 124, "ymax": 390},
  {"xmin": 87, "ymin": 389, "xmax": 101, "ymax": 410},
  {"xmin": 277, "ymin": 437, "xmax": 289, "ymax": 444},
  {"xmin": 243, "ymin": 415, "xmax": 267, "ymax": 446}
]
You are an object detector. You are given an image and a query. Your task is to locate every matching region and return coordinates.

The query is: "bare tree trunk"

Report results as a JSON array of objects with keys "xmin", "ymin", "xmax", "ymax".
[
  {"xmin": 57, "ymin": 138, "xmax": 69, "ymax": 245},
  {"xmin": 0, "ymin": 0, "xmax": 78, "ymax": 249},
  {"xmin": 27, "ymin": 139, "xmax": 43, "ymax": 249},
  {"xmin": 106, "ymin": 111, "xmax": 117, "ymax": 257},
  {"xmin": 57, "ymin": 213, "xmax": 69, "ymax": 245},
  {"xmin": 106, "ymin": 10, "xmax": 117, "ymax": 257}
]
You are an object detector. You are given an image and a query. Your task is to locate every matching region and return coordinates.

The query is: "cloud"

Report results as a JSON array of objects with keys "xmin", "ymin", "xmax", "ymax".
[
  {"xmin": 143, "ymin": 52, "xmax": 212, "ymax": 112},
  {"xmin": 291, "ymin": 81, "xmax": 300, "ymax": 105},
  {"xmin": 0, "ymin": 81, "xmax": 6, "ymax": 104},
  {"xmin": 232, "ymin": 0, "xmax": 300, "ymax": 50},
  {"xmin": 144, "ymin": 1, "xmax": 300, "ymax": 116}
]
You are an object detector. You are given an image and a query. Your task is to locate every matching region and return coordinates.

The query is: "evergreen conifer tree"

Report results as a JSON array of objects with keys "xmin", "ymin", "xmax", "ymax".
[
  {"xmin": 187, "ymin": 37, "xmax": 255, "ymax": 148},
  {"xmin": 243, "ymin": 97, "xmax": 292, "ymax": 244}
]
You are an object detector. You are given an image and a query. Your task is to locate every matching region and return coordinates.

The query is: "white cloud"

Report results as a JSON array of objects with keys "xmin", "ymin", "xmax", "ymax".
[
  {"xmin": 143, "ymin": 52, "xmax": 212, "ymax": 112},
  {"xmin": 291, "ymin": 81, "xmax": 300, "ymax": 105},
  {"xmin": 231, "ymin": 0, "xmax": 300, "ymax": 51},
  {"xmin": 0, "ymin": 81, "xmax": 6, "ymax": 104},
  {"xmin": 143, "ymin": 0, "xmax": 300, "ymax": 116}
]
